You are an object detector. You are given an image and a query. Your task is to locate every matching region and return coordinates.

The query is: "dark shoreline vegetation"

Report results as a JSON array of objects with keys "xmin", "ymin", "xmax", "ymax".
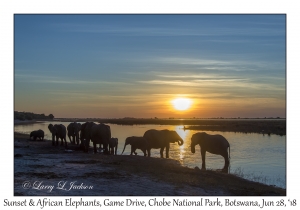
[
  {"xmin": 14, "ymin": 111, "xmax": 54, "ymax": 121},
  {"xmin": 14, "ymin": 132, "xmax": 285, "ymax": 196},
  {"xmin": 54, "ymin": 118, "xmax": 286, "ymax": 136}
]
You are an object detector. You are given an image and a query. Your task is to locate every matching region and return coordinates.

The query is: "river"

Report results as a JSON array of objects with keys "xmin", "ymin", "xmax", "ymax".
[{"xmin": 14, "ymin": 121, "xmax": 286, "ymax": 189}]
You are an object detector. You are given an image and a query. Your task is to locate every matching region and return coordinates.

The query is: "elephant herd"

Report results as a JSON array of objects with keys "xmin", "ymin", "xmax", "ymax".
[{"xmin": 29, "ymin": 122, "xmax": 231, "ymax": 171}]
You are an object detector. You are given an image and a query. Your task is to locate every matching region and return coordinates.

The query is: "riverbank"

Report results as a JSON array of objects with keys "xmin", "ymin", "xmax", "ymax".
[
  {"xmin": 14, "ymin": 132, "xmax": 285, "ymax": 196},
  {"xmin": 14, "ymin": 120, "xmax": 43, "ymax": 125}
]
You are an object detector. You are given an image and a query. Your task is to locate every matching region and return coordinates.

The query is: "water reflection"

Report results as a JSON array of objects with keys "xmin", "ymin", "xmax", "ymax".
[
  {"xmin": 14, "ymin": 121, "xmax": 286, "ymax": 188},
  {"xmin": 175, "ymin": 125, "xmax": 190, "ymax": 163}
]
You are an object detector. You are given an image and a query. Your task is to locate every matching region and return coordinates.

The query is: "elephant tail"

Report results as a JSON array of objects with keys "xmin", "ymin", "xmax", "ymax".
[{"xmin": 228, "ymin": 145, "xmax": 230, "ymax": 159}]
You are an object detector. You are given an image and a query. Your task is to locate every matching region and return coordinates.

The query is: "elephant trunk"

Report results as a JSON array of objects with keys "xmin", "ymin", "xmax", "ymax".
[
  {"xmin": 191, "ymin": 144, "xmax": 195, "ymax": 153},
  {"xmin": 121, "ymin": 143, "xmax": 128, "ymax": 155},
  {"xmin": 177, "ymin": 138, "xmax": 184, "ymax": 146}
]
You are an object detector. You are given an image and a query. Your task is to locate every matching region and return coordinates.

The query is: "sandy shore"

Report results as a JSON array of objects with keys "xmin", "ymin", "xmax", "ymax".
[{"xmin": 14, "ymin": 132, "xmax": 285, "ymax": 196}]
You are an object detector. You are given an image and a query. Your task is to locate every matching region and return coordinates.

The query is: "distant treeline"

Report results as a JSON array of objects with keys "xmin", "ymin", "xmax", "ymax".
[
  {"xmin": 14, "ymin": 111, "xmax": 54, "ymax": 121},
  {"xmin": 96, "ymin": 118, "xmax": 286, "ymax": 136}
]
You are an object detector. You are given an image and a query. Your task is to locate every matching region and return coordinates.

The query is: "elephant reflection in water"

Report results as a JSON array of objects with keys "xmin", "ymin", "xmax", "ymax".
[{"xmin": 191, "ymin": 132, "xmax": 230, "ymax": 173}]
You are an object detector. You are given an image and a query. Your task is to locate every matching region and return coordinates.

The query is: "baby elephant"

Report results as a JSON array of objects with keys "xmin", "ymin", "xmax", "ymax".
[
  {"xmin": 30, "ymin": 129, "xmax": 44, "ymax": 141},
  {"xmin": 109, "ymin": 137, "xmax": 118, "ymax": 155},
  {"xmin": 121, "ymin": 136, "xmax": 148, "ymax": 156}
]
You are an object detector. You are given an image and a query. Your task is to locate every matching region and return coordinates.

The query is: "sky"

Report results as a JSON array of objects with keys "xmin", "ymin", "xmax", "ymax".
[{"xmin": 14, "ymin": 14, "xmax": 286, "ymax": 118}]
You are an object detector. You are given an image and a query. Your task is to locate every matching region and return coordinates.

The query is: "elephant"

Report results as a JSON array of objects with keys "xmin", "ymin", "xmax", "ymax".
[
  {"xmin": 48, "ymin": 124, "xmax": 67, "ymax": 148},
  {"xmin": 143, "ymin": 129, "xmax": 184, "ymax": 158},
  {"xmin": 109, "ymin": 137, "xmax": 118, "ymax": 155},
  {"xmin": 67, "ymin": 122, "xmax": 81, "ymax": 145},
  {"xmin": 121, "ymin": 136, "xmax": 148, "ymax": 156},
  {"xmin": 29, "ymin": 129, "xmax": 44, "ymax": 141},
  {"xmin": 80, "ymin": 122, "xmax": 95, "ymax": 151},
  {"xmin": 80, "ymin": 122, "xmax": 111, "ymax": 154},
  {"xmin": 190, "ymin": 132, "xmax": 230, "ymax": 172}
]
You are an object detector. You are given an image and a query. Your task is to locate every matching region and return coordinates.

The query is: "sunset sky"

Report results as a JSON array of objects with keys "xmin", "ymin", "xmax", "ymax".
[{"xmin": 14, "ymin": 14, "xmax": 286, "ymax": 118}]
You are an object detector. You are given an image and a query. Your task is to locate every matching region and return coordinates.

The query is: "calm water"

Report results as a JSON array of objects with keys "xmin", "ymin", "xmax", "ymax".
[{"xmin": 14, "ymin": 121, "xmax": 286, "ymax": 189}]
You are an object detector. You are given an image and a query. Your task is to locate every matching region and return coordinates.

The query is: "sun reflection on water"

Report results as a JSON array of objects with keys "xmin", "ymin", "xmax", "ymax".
[{"xmin": 175, "ymin": 125, "xmax": 190, "ymax": 163}]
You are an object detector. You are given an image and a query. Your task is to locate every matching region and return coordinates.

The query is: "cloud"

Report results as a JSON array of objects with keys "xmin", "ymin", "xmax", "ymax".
[
  {"xmin": 15, "ymin": 73, "xmax": 130, "ymax": 86},
  {"xmin": 54, "ymin": 20, "xmax": 284, "ymax": 37},
  {"xmin": 138, "ymin": 80, "xmax": 197, "ymax": 87},
  {"xmin": 157, "ymin": 73, "xmax": 248, "ymax": 81},
  {"xmin": 155, "ymin": 57, "xmax": 284, "ymax": 72}
]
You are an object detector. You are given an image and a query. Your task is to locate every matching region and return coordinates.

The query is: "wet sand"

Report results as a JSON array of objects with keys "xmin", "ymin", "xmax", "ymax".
[{"xmin": 14, "ymin": 132, "xmax": 285, "ymax": 196}]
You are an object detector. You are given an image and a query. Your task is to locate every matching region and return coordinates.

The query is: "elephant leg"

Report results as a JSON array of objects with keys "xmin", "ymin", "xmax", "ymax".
[
  {"xmin": 52, "ymin": 136, "xmax": 55, "ymax": 146},
  {"xmin": 142, "ymin": 149, "xmax": 146, "ymax": 156},
  {"xmin": 64, "ymin": 138, "xmax": 68, "ymax": 148},
  {"xmin": 76, "ymin": 134, "xmax": 79, "ymax": 145},
  {"xmin": 60, "ymin": 137, "xmax": 64, "ymax": 146},
  {"xmin": 221, "ymin": 152, "xmax": 230, "ymax": 171},
  {"xmin": 160, "ymin": 147, "xmax": 165, "ymax": 158},
  {"xmin": 72, "ymin": 135, "xmax": 74, "ymax": 144},
  {"xmin": 93, "ymin": 142, "xmax": 97, "ymax": 153},
  {"xmin": 130, "ymin": 146, "xmax": 134, "ymax": 155},
  {"xmin": 201, "ymin": 148, "xmax": 206, "ymax": 170},
  {"xmin": 104, "ymin": 143, "xmax": 109, "ymax": 154},
  {"xmin": 147, "ymin": 149, "xmax": 151, "ymax": 157},
  {"xmin": 166, "ymin": 145, "xmax": 170, "ymax": 158},
  {"xmin": 68, "ymin": 135, "xmax": 71, "ymax": 144},
  {"xmin": 85, "ymin": 139, "xmax": 90, "ymax": 153},
  {"xmin": 133, "ymin": 147, "xmax": 137, "ymax": 155},
  {"xmin": 56, "ymin": 136, "xmax": 59, "ymax": 146}
]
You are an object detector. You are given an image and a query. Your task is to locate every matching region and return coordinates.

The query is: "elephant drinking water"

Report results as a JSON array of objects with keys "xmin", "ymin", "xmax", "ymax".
[
  {"xmin": 143, "ymin": 129, "xmax": 184, "ymax": 158},
  {"xmin": 190, "ymin": 132, "xmax": 230, "ymax": 172}
]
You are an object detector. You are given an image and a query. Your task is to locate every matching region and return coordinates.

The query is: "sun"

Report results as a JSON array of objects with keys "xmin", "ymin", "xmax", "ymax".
[{"xmin": 171, "ymin": 98, "xmax": 192, "ymax": 111}]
